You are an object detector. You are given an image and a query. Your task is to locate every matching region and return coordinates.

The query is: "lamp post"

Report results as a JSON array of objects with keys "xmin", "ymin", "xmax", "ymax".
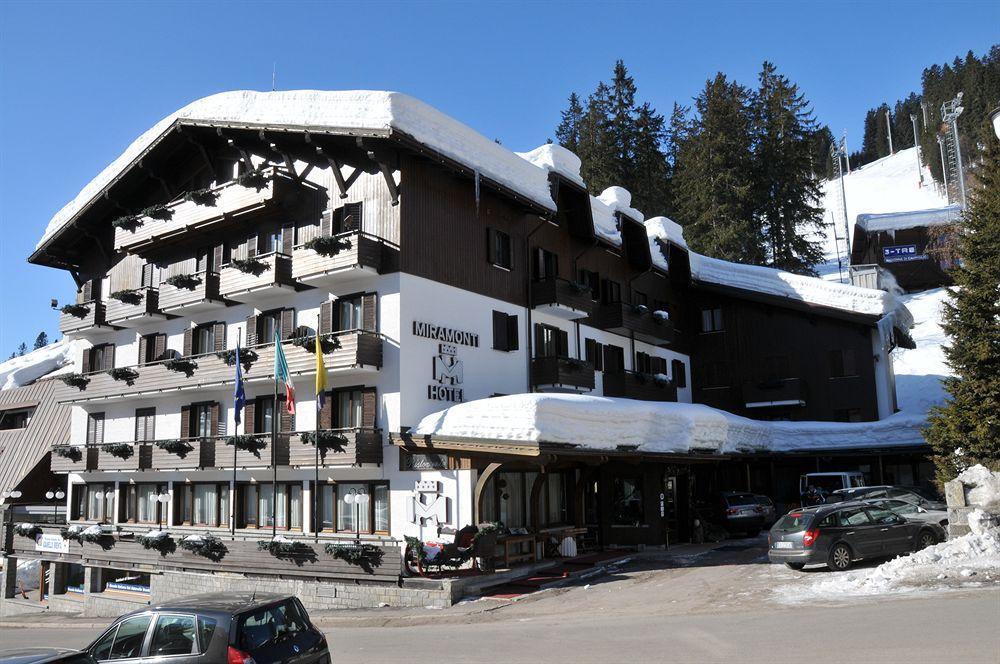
[
  {"xmin": 150, "ymin": 491, "xmax": 170, "ymax": 530},
  {"xmin": 44, "ymin": 489, "xmax": 66, "ymax": 524},
  {"xmin": 343, "ymin": 489, "xmax": 369, "ymax": 545},
  {"xmin": 1, "ymin": 489, "xmax": 23, "ymax": 504}
]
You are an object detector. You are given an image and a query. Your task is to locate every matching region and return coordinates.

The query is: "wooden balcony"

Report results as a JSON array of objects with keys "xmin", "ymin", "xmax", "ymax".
[
  {"xmin": 292, "ymin": 232, "xmax": 387, "ymax": 287},
  {"xmin": 602, "ymin": 371, "xmax": 677, "ymax": 402},
  {"xmin": 531, "ymin": 356, "xmax": 595, "ymax": 392},
  {"xmin": 112, "ymin": 171, "xmax": 304, "ymax": 253},
  {"xmin": 50, "ymin": 446, "xmax": 97, "ymax": 473},
  {"xmin": 5, "ymin": 524, "xmax": 402, "ymax": 584},
  {"xmin": 104, "ymin": 288, "xmax": 166, "ymax": 328},
  {"xmin": 530, "ymin": 278, "xmax": 594, "ymax": 320},
  {"xmin": 93, "ymin": 443, "xmax": 151, "ymax": 471},
  {"xmin": 284, "ymin": 429, "xmax": 383, "ymax": 467},
  {"xmin": 158, "ymin": 271, "xmax": 225, "ymax": 315},
  {"xmin": 219, "ymin": 252, "xmax": 296, "ymax": 304},
  {"xmin": 742, "ymin": 378, "xmax": 807, "ymax": 409},
  {"xmin": 210, "ymin": 434, "xmax": 275, "ymax": 469},
  {"xmin": 149, "ymin": 438, "xmax": 214, "ymax": 470},
  {"xmin": 587, "ymin": 302, "xmax": 673, "ymax": 345},
  {"xmin": 56, "ymin": 331, "xmax": 383, "ymax": 404},
  {"xmin": 59, "ymin": 301, "xmax": 113, "ymax": 336}
]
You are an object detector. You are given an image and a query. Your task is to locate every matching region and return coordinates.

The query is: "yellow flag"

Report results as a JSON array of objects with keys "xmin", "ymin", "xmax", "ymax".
[{"xmin": 315, "ymin": 335, "xmax": 327, "ymax": 412}]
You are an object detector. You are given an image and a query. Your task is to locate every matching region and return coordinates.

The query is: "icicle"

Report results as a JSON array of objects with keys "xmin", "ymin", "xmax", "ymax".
[{"xmin": 474, "ymin": 170, "xmax": 481, "ymax": 214}]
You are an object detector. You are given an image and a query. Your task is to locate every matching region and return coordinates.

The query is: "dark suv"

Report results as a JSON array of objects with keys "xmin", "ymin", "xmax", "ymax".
[
  {"xmin": 84, "ymin": 593, "xmax": 329, "ymax": 663},
  {"xmin": 767, "ymin": 502, "xmax": 940, "ymax": 571}
]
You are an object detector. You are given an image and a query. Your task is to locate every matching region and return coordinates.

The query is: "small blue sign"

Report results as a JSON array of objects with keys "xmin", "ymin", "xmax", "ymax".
[{"xmin": 883, "ymin": 244, "xmax": 926, "ymax": 263}]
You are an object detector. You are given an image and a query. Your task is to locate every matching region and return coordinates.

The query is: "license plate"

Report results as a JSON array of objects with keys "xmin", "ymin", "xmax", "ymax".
[{"xmin": 774, "ymin": 541, "xmax": 793, "ymax": 549}]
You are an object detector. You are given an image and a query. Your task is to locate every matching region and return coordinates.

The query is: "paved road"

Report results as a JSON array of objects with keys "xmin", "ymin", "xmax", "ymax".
[{"xmin": 2, "ymin": 590, "xmax": 998, "ymax": 663}]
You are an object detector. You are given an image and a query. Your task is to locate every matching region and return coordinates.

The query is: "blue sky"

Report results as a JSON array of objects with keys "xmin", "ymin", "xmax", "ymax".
[{"xmin": 1, "ymin": 0, "xmax": 997, "ymax": 357}]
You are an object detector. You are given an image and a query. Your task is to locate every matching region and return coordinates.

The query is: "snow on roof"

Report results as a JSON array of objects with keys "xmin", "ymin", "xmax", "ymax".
[
  {"xmin": 514, "ymin": 144, "xmax": 586, "ymax": 188},
  {"xmin": 414, "ymin": 393, "xmax": 926, "ymax": 455},
  {"xmin": 590, "ymin": 195, "xmax": 621, "ymax": 246},
  {"xmin": 0, "ymin": 340, "xmax": 81, "ymax": 391},
  {"xmin": 37, "ymin": 90, "xmax": 557, "ymax": 250},
  {"xmin": 856, "ymin": 204, "xmax": 962, "ymax": 234},
  {"xmin": 598, "ymin": 186, "xmax": 644, "ymax": 222}
]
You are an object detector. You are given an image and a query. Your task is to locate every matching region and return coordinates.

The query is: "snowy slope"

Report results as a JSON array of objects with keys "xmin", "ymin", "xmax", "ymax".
[
  {"xmin": 892, "ymin": 288, "xmax": 950, "ymax": 418},
  {"xmin": 0, "ymin": 340, "xmax": 80, "ymax": 391}
]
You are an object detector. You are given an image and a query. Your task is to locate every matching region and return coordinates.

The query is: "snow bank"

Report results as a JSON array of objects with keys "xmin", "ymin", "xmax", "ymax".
[
  {"xmin": 598, "ymin": 186, "xmax": 644, "ymax": 222},
  {"xmin": 857, "ymin": 205, "xmax": 962, "ymax": 234},
  {"xmin": 590, "ymin": 195, "xmax": 621, "ymax": 245},
  {"xmin": 957, "ymin": 465, "xmax": 1000, "ymax": 512},
  {"xmin": 414, "ymin": 393, "xmax": 927, "ymax": 455},
  {"xmin": 891, "ymin": 288, "xmax": 949, "ymax": 417},
  {"xmin": 0, "ymin": 339, "xmax": 81, "ymax": 391},
  {"xmin": 38, "ymin": 90, "xmax": 556, "ymax": 249},
  {"xmin": 514, "ymin": 144, "xmax": 585, "ymax": 188}
]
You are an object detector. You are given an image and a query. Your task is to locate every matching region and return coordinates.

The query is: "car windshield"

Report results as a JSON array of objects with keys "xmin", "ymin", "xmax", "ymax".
[
  {"xmin": 883, "ymin": 500, "xmax": 920, "ymax": 515},
  {"xmin": 903, "ymin": 486, "xmax": 940, "ymax": 501},
  {"xmin": 773, "ymin": 513, "xmax": 813, "ymax": 531},
  {"xmin": 725, "ymin": 494, "xmax": 757, "ymax": 506},
  {"xmin": 239, "ymin": 600, "xmax": 309, "ymax": 652},
  {"xmin": 755, "ymin": 496, "xmax": 773, "ymax": 506},
  {"xmin": 806, "ymin": 476, "xmax": 846, "ymax": 493}
]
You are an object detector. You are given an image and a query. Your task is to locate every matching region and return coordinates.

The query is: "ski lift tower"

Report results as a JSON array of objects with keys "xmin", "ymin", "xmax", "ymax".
[
  {"xmin": 829, "ymin": 137, "xmax": 851, "ymax": 283},
  {"xmin": 940, "ymin": 93, "xmax": 967, "ymax": 208}
]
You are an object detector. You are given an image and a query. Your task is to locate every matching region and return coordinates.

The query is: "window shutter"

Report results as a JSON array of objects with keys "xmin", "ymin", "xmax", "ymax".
[
  {"xmin": 135, "ymin": 410, "xmax": 146, "ymax": 442},
  {"xmin": 319, "ymin": 391, "xmax": 332, "ymax": 429},
  {"xmin": 278, "ymin": 396, "xmax": 294, "ymax": 432},
  {"xmin": 319, "ymin": 301, "xmax": 333, "ymax": 336},
  {"xmin": 320, "ymin": 209, "xmax": 333, "ymax": 237},
  {"xmin": 281, "ymin": 225, "xmax": 294, "ymax": 255},
  {"xmin": 361, "ymin": 387, "xmax": 377, "ymax": 429},
  {"xmin": 211, "ymin": 402, "xmax": 221, "ymax": 436},
  {"xmin": 81, "ymin": 347, "xmax": 92, "ymax": 374},
  {"xmin": 492, "ymin": 311, "xmax": 507, "ymax": 351},
  {"xmin": 486, "ymin": 228, "xmax": 493, "ymax": 264},
  {"xmin": 154, "ymin": 334, "xmax": 167, "ymax": 362},
  {"xmin": 672, "ymin": 360, "xmax": 686, "ymax": 388},
  {"xmin": 533, "ymin": 324, "xmax": 544, "ymax": 356},
  {"xmin": 180, "ymin": 405, "xmax": 191, "ymax": 439},
  {"xmin": 506, "ymin": 315, "xmax": 519, "ymax": 351},
  {"xmin": 343, "ymin": 202, "xmax": 362, "ymax": 232},
  {"xmin": 213, "ymin": 322, "xmax": 227, "ymax": 352},
  {"xmin": 137, "ymin": 335, "xmax": 147, "ymax": 367},
  {"xmin": 362, "ymin": 294, "xmax": 377, "ymax": 332},
  {"xmin": 246, "ymin": 315, "xmax": 258, "ymax": 346},
  {"xmin": 104, "ymin": 344, "xmax": 116, "ymax": 371},
  {"xmin": 558, "ymin": 330, "xmax": 569, "ymax": 357},
  {"xmin": 244, "ymin": 401, "xmax": 256, "ymax": 435},
  {"xmin": 183, "ymin": 328, "xmax": 193, "ymax": 356},
  {"xmin": 213, "ymin": 244, "xmax": 224, "ymax": 272},
  {"xmin": 280, "ymin": 308, "xmax": 295, "ymax": 340}
]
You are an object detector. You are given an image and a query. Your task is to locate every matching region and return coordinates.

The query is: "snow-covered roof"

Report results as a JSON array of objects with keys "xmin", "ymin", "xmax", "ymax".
[
  {"xmin": 598, "ymin": 186, "xmax": 644, "ymax": 223},
  {"xmin": 414, "ymin": 393, "xmax": 927, "ymax": 455},
  {"xmin": 856, "ymin": 205, "xmax": 962, "ymax": 234},
  {"xmin": 37, "ymin": 90, "xmax": 557, "ymax": 250},
  {"xmin": 0, "ymin": 340, "xmax": 81, "ymax": 391},
  {"xmin": 514, "ymin": 143, "xmax": 586, "ymax": 189}
]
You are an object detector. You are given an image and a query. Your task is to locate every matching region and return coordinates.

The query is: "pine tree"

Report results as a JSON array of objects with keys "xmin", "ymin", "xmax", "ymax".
[
  {"xmin": 33, "ymin": 332, "xmax": 48, "ymax": 350},
  {"xmin": 16, "ymin": 342, "xmax": 27, "ymax": 357},
  {"xmin": 555, "ymin": 92, "xmax": 584, "ymax": 154},
  {"xmin": 632, "ymin": 102, "xmax": 671, "ymax": 216},
  {"xmin": 672, "ymin": 73, "xmax": 764, "ymax": 264},
  {"xmin": 925, "ymin": 134, "xmax": 1000, "ymax": 483},
  {"xmin": 752, "ymin": 61, "xmax": 826, "ymax": 275}
]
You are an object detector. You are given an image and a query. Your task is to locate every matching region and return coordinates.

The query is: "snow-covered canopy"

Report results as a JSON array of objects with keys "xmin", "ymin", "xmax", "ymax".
[
  {"xmin": 0, "ymin": 340, "xmax": 80, "ymax": 391},
  {"xmin": 514, "ymin": 144, "xmax": 585, "ymax": 188},
  {"xmin": 414, "ymin": 393, "xmax": 927, "ymax": 455},
  {"xmin": 597, "ymin": 186, "xmax": 644, "ymax": 222},
  {"xmin": 38, "ymin": 90, "xmax": 558, "ymax": 250},
  {"xmin": 857, "ymin": 205, "xmax": 962, "ymax": 234}
]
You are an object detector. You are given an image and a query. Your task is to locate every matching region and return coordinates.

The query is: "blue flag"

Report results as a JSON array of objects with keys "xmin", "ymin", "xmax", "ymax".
[{"xmin": 233, "ymin": 342, "xmax": 246, "ymax": 426}]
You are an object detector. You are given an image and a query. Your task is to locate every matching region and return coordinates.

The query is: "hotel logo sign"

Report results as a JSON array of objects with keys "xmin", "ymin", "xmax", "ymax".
[
  {"xmin": 414, "ymin": 321, "xmax": 476, "ymax": 403},
  {"xmin": 408, "ymin": 480, "xmax": 450, "ymax": 525},
  {"xmin": 883, "ymin": 244, "xmax": 926, "ymax": 263}
]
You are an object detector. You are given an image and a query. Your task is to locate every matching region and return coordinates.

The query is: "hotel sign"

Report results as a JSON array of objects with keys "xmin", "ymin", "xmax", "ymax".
[
  {"xmin": 883, "ymin": 244, "xmax": 926, "ymax": 263},
  {"xmin": 35, "ymin": 533, "xmax": 70, "ymax": 554},
  {"xmin": 414, "ymin": 321, "xmax": 476, "ymax": 403},
  {"xmin": 412, "ymin": 321, "xmax": 479, "ymax": 347}
]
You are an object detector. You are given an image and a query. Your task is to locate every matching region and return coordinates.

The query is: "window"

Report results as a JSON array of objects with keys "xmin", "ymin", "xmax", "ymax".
[
  {"xmin": 333, "ymin": 390, "xmax": 362, "ymax": 428},
  {"xmin": 578, "ymin": 270, "xmax": 600, "ymax": 301},
  {"xmin": 124, "ymin": 483, "xmax": 167, "ymax": 524},
  {"xmin": 257, "ymin": 310, "xmax": 282, "ymax": 343},
  {"xmin": 492, "ymin": 311, "xmax": 519, "ymax": 352},
  {"xmin": 149, "ymin": 614, "xmax": 197, "ymax": 657},
  {"xmin": 139, "ymin": 333, "xmax": 163, "ymax": 365},
  {"xmin": 0, "ymin": 407, "xmax": 33, "ymax": 430},
  {"xmin": 534, "ymin": 324, "xmax": 567, "ymax": 358},
  {"xmin": 584, "ymin": 339, "xmax": 604, "ymax": 371},
  {"xmin": 174, "ymin": 483, "xmax": 229, "ymax": 527},
  {"xmin": 829, "ymin": 349, "xmax": 858, "ymax": 378},
  {"xmin": 87, "ymin": 412, "xmax": 105, "ymax": 445},
  {"xmin": 865, "ymin": 507, "xmax": 899, "ymax": 525},
  {"xmin": 332, "ymin": 202, "xmax": 363, "ymax": 233},
  {"xmin": 191, "ymin": 403, "xmax": 214, "ymax": 438},
  {"xmin": 611, "ymin": 477, "xmax": 644, "ymax": 527},
  {"xmin": 703, "ymin": 362, "xmax": 729, "ymax": 388},
  {"xmin": 671, "ymin": 359, "xmax": 687, "ymax": 388},
  {"xmin": 140, "ymin": 262, "xmax": 157, "ymax": 288},
  {"xmin": 134, "ymin": 408, "xmax": 155, "ymax": 442},
  {"xmin": 191, "ymin": 323, "xmax": 216, "ymax": 355},
  {"xmin": 834, "ymin": 408, "xmax": 863, "ymax": 423},
  {"xmin": 633, "ymin": 291, "xmax": 648, "ymax": 307},
  {"xmin": 839, "ymin": 507, "xmax": 872, "ymax": 527},
  {"xmin": 257, "ymin": 228, "xmax": 281, "ymax": 255},
  {"xmin": 603, "ymin": 344, "xmax": 625, "ymax": 373},
  {"xmin": 81, "ymin": 483, "xmax": 115, "ymax": 522},
  {"xmin": 701, "ymin": 307, "xmax": 724, "ymax": 332},
  {"xmin": 239, "ymin": 483, "xmax": 301, "ymax": 530},
  {"xmin": 488, "ymin": 229, "xmax": 512, "ymax": 269},
  {"xmin": 238, "ymin": 599, "xmax": 310, "ymax": 652},
  {"xmin": 316, "ymin": 482, "xmax": 390, "ymax": 534},
  {"xmin": 601, "ymin": 279, "xmax": 622, "ymax": 305},
  {"xmin": 635, "ymin": 351, "xmax": 652, "ymax": 374},
  {"xmin": 336, "ymin": 296, "xmax": 363, "ymax": 331},
  {"xmin": 86, "ymin": 344, "xmax": 115, "ymax": 372},
  {"xmin": 195, "ymin": 246, "xmax": 215, "ymax": 273},
  {"xmin": 92, "ymin": 615, "xmax": 152, "ymax": 661},
  {"xmin": 533, "ymin": 248, "xmax": 559, "ymax": 281},
  {"xmin": 543, "ymin": 473, "xmax": 569, "ymax": 525}
]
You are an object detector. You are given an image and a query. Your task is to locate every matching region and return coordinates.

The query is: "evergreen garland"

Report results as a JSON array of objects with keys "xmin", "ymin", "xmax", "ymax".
[
  {"xmin": 135, "ymin": 531, "xmax": 175, "ymax": 554},
  {"xmin": 111, "ymin": 214, "xmax": 143, "ymax": 231},
  {"xmin": 109, "ymin": 289, "xmax": 144, "ymax": 305},
  {"xmin": 61, "ymin": 525, "xmax": 85, "ymax": 544},
  {"xmin": 236, "ymin": 170, "xmax": 270, "ymax": 190},
  {"xmin": 257, "ymin": 538, "xmax": 313, "ymax": 557},
  {"xmin": 13, "ymin": 523, "xmax": 42, "ymax": 538},
  {"xmin": 325, "ymin": 542, "xmax": 384, "ymax": 569},
  {"xmin": 179, "ymin": 534, "xmax": 227, "ymax": 561},
  {"xmin": 60, "ymin": 303, "xmax": 90, "ymax": 318},
  {"xmin": 155, "ymin": 439, "xmax": 195, "ymax": 458},
  {"xmin": 216, "ymin": 348, "xmax": 258, "ymax": 372},
  {"xmin": 291, "ymin": 334, "xmax": 340, "ymax": 354},
  {"xmin": 59, "ymin": 373, "xmax": 91, "ymax": 390},
  {"xmin": 52, "ymin": 445, "xmax": 83, "ymax": 462},
  {"xmin": 107, "ymin": 367, "xmax": 140, "ymax": 386},
  {"xmin": 226, "ymin": 434, "xmax": 267, "ymax": 458},
  {"xmin": 300, "ymin": 430, "xmax": 348, "ymax": 452},
  {"xmin": 184, "ymin": 188, "xmax": 218, "ymax": 206},
  {"xmin": 100, "ymin": 443, "xmax": 134, "ymax": 460},
  {"xmin": 163, "ymin": 273, "xmax": 202, "ymax": 289},
  {"xmin": 230, "ymin": 257, "xmax": 270, "ymax": 276},
  {"xmin": 163, "ymin": 357, "xmax": 198, "ymax": 377},
  {"xmin": 303, "ymin": 235, "xmax": 352, "ymax": 257}
]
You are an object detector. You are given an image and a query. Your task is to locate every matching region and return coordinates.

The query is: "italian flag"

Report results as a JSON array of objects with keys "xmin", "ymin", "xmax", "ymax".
[{"xmin": 274, "ymin": 331, "xmax": 295, "ymax": 415}]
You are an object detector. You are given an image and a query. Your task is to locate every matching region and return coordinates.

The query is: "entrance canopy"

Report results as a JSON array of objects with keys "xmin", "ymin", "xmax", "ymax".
[{"xmin": 402, "ymin": 394, "xmax": 929, "ymax": 458}]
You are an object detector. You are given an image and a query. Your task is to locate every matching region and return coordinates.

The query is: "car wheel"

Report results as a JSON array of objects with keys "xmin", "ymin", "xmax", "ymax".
[
  {"xmin": 917, "ymin": 530, "xmax": 937, "ymax": 550},
  {"xmin": 828, "ymin": 543, "xmax": 852, "ymax": 571},
  {"xmin": 785, "ymin": 562, "xmax": 805, "ymax": 571}
]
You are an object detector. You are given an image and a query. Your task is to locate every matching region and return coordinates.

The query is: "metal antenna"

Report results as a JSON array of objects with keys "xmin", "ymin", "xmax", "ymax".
[{"xmin": 272, "ymin": 63, "xmax": 277, "ymax": 92}]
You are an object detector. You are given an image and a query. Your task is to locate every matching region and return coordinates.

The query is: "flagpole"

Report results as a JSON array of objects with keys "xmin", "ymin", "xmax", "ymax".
[
  {"xmin": 232, "ymin": 330, "xmax": 240, "ymax": 538},
  {"xmin": 272, "ymin": 334, "xmax": 279, "ymax": 539},
  {"xmin": 314, "ymin": 335, "xmax": 321, "ymax": 542}
]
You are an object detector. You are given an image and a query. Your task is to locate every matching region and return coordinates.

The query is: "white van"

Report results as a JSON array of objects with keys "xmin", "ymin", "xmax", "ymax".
[{"xmin": 799, "ymin": 472, "xmax": 866, "ymax": 503}]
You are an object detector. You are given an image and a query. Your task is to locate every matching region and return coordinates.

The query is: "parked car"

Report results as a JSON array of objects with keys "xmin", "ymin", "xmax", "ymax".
[
  {"xmin": 833, "ymin": 485, "xmax": 946, "ymax": 511},
  {"xmin": 754, "ymin": 495, "xmax": 777, "ymax": 526},
  {"xmin": 83, "ymin": 593, "xmax": 329, "ymax": 663},
  {"xmin": 716, "ymin": 491, "xmax": 765, "ymax": 536},
  {"xmin": 767, "ymin": 501, "xmax": 940, "ymax": 571},
  {"xmin": 862, "ymin": 498, "xmax": 947, "ymax": 546},
  {"xmin": 0, "ymin": 649, "xmax": 96, "ymax": 664},
  {"xmin": 799, "ymin": 472, "xmax": 866, "ymax": 505}
]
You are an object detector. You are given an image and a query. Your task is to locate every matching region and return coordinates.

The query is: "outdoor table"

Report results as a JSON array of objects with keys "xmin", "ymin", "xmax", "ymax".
[{"xmin": 500, "ymin": 534, "xmax": 536, "ymax": 566}]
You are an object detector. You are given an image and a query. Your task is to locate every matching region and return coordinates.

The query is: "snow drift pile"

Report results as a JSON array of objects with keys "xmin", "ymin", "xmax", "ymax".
[
  {"xmin": 957, "ymin": 464, "xmax": 1000, "ymax": 512},
  {"xmin": 0, "ymin": 339, "xmax": 80, "ymax": 391}
]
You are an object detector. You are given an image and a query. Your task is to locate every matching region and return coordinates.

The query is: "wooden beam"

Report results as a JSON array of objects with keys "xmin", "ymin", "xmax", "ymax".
[
  {"xmin": 378, "ymin": 161, "xmax": 399, "ymax": 206},
  {"xmin": 317, "ymin": 148, "xmax": 349, "ymax": 199},
  {"xmin": 474, "ymin": 462, "xmax": 503, "ymax": 524},
  {"xmin": 137, "ymin": 160, "xmax": 172, "ymax": 199}
]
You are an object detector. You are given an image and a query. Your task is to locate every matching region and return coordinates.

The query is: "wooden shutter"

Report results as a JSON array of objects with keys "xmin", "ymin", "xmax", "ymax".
[
  {"xmin": 485, "ymin": 228, "xmax": 494, "ymax": 264},
  {"xmin": 246, "ymin": 235, "xmax": 258, "ymax": 258},
  {"xmin": 361, "ymin": 387, "xmax": 377, "ymax": 428},
  {"xmin": 137, "ymin": 335, "xmax": 147, "ymax": 367},
  {"xmin": 506, "ymin": 315, "xmax": 519, "ymax": 351},
  {"xmin": 319, "ymin": 301, "xmax": 333, "ymax": 335},
  {"xmin": 585, "ymin": 339, "xmax": 604, "ymax": 371},
  {"xmin": 672, "ymin": 360, "xmax": 686, "ymax": 388},
  {"xmin": 533, "ymin": 324, "xmax": 544, "ymax": 357},
  {"xmin": 319, "ymin": 392, "xmax": 332, "ymax": 429},
  {"xmin": 183, "ymin": 328, "xmax": 193, "ymax": 356},
  {"xmin": 153, "ymin": 334, "xmax": 167, "ymax": 362},
  {"xmin": 244, "ymin": 401, "xmax": 256, "ymax": 435},
  {"xmin": 278, "ymin": 396, "xmax": 295, "ymax": 432},
  {"xmin": 492, "ymin": 311, "xmax": 508, "ymax": 351},
  {"xmin": 213, "ymin": 244, "xmax": 224, "ymax": 272},
  {"xmin": 557, "ymin": 329, "xmax": 569, "ymax": 357},
  {"xmin": 280, "ymin": 309, "xmax": 295, "ymax": 340},
  {"xmin": 362, "ymin": 294, "xmax": 377, "ymax": 332},
  {"xmin": 604, "ymin": 345, "xmax": 623, "ymax": 373},
  {"xmin": 246, "ymin": 315, "xmax": 258, "ymax": 346},
  {"xmin": 104, "ymin": 344, "xmax": 116, "ymax": 371},
  {"xmin": 281, "ymin": 225, "xmax": 294, "ymax": 255},
  {"xmin": 320, "ymin": 209, "xmax": 333, "ymax": 237},
  {"xmin": 211, "ymin": 402, "xmax": 221, "ymax": 436},
  {"xmin": 180, "ymin": 405, "xmax": 191, "ymax": 439},
  {"xmin": 213, "ymin": 322, "xmax": 227, "ymax": 352},
  {"xmin": 343, "ymin": 202, "xmax": 362, "ymax": 232},
  {"xmin": 81, "ymin": 347, "xmax": 92, "ymax": 374}
]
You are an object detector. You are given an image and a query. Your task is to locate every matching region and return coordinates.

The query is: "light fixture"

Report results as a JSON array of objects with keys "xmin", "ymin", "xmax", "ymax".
[
  {"xmin": 45, "ymin": 491, "xmax": 55, "ymax": 499},
  {"xmin": 56, "ymin": 491, "xmax": 65, "ymax": 500}
]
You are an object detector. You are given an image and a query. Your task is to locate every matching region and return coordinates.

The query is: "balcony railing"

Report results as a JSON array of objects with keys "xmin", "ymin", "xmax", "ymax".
[
  {"xmin": 158, "ymin": 271, "xmax": 225, "ymax": 315},
  {"xmin": 105, "ymin": 287, "xmax": 164, "ymax": 328},
  {"xmin": 50, "ymin": 446, "xmax": 98, "ymax": 473},
  {"xmin": 59, "ymin": 300, "xmax": 112, "ymax": 336},
  {"xmin": 586, "ymin": 302, "xmax": 673, "ymax": 345},
  {"xmin": 5, "ymin": 524, "xmax": 402, "ymax": 584},
  {"xmin": 531, "ymin": 356, "xmax": 595, "ymax": 392},
  {"xmin": 219, "ymin": 252, "xmax": 296, "ymax": 303},
  {"xmin": 530, "ymin": 278, "xmax": 594, "ymax": 320},
  {"xmin": 602, "ymin": 371, "xmax": 677, "ymax": 402},
  {"xmin": 286, "ymin": 429, "xmax": 383, "ymax": 466},
  {"xmin": 55, "ymin": 330, "xmax": 383, "ymax": 404},
  {"xmin": 742, "ymin": 378, "xmax": 806, "ymax": 409},
  {"xmin": 292, "ymin": 232, "xmax": 389, "ymax": 286}
]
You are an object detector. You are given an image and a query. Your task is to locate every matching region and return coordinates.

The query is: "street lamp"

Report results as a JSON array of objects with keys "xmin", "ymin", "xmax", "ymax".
[
  {"xmin": 343, "ymin": 489, "xmax": 369, "ymax": 544},
  {"xmin": 44, "ymin": 489, "xmax": 66, "ymax": 524},
  {"xmin": 1, "ymin": 489, "xmax": 23, "ymax": 504},
  {"xmin": 149, "ymin": 492, "xmax": 171, "ymax": 530}
]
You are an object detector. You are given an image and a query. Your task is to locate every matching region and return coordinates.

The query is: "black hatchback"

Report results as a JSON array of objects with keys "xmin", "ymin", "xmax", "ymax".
[
  {"xmin": 767, "ymin": 501, "xmax": 939, "ymax": 571},
  {"xmin": 83, "ymin": 593, "xmax": 329, "ymax": 663}
]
